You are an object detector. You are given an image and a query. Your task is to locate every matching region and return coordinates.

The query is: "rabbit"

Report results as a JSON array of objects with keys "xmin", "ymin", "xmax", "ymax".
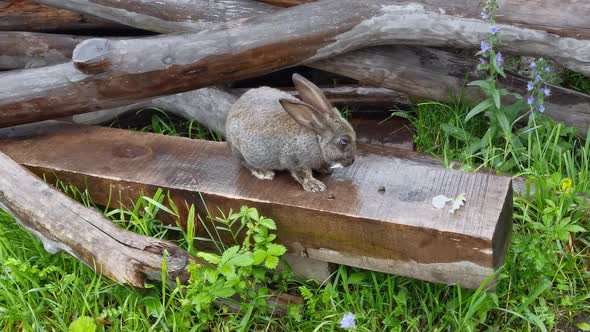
[{"xmin": 226, "ymin": 73, "xmax": 357, "ymax": 192}]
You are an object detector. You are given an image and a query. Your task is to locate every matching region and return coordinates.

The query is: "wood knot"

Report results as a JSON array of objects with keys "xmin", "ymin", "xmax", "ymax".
[{"xmin": 112, "ymin": 143, "xmax": 151, "ymax": 159}]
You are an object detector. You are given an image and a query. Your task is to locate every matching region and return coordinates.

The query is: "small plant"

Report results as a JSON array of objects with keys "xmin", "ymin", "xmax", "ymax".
[{"xmin": 179, "ymin": 206, "xmax": 287, "ymax": 325}]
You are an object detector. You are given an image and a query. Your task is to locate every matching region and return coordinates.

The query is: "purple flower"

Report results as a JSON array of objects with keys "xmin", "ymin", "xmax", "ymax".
[
  {"xmin": 537, "ymin": 105, "xmax": 545, "ymax": 113},
  {"xmin": 340, "ymin": 312, "xmax": 356, "ymax": 329},
  {"xmin": 541, "ymin": 86, "xmax": 551, "ymax": 96},
  {"xmin": 535, "ymin": 74, "xmax": 542, "ymax": 82},
  {"xmin": 527, "ymin": 96, "xmax": 535, "ymax": 105},
  {"xmin": 481, "ymin": 12, "xmax": 490, "ymax": 20},
  {"xmin": 479, "ymin": 58, "xmax": 488, "ymax": 64},
  {"xmin": 490, "ymin": 26, "xmax": 500, "ymax": 34},
  {"xmin": 480, "ymin": 41, "xmax": 491, "ymax": 52},
  {"xmin": 544, "ymin": 66, "xmax": 551, "ymax": 73},
  {"xmin": 495, "ymin": 52, "xmax": 503, "ymax": 66},
  {"xmin": 530, "ymin": 61, "xmax": 537, "ymax": 69},
  {"xmin": 526, "ymin": 81, "xmax": 534, "ymax": 91}
]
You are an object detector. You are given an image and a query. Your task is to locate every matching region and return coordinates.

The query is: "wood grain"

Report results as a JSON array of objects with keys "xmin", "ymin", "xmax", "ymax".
[{"xmin": 0, "ymin": 121, "xmax": 513, "ymax": 288}]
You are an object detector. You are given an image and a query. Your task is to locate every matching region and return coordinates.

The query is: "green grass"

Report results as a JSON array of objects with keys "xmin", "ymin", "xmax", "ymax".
[{"xmin": 1, "ymin": 109, "xmax": 589, "ymax": 331}]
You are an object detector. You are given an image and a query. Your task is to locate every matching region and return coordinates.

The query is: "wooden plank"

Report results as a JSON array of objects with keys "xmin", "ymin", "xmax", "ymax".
[{"xmin": 0, "ymin": 121, "xmax": 513, "ymax": 289}]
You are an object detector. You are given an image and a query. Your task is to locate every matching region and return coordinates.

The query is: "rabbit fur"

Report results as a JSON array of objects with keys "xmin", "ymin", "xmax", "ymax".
[{"xmin": 226, "ymin": 73, "xmax": 356, "ymax": 192}]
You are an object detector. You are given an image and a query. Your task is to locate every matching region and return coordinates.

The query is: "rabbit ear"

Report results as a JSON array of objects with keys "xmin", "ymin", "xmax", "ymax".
[
  {"xmin": 279, "ymin": 98, "xmax": 331, "ymax": 136},
  {"xmin": 292, "ymin": 73, "xmax": 333, "ymax": 113}
]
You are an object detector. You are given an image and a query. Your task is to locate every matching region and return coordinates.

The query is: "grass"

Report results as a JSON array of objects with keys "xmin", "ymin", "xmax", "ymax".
[{"xmin": 1, "ymin": 106, "xmax": 589, "ymax": 331}]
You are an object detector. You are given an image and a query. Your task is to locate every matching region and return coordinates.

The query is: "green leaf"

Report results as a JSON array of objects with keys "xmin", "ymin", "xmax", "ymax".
[
  {"xmin": 69, "ymin": 316, "xmax": 97, "ymax": 332},
  {"xmin": 252, "ymin": 250, "xmax": 267, "ymax": 265},
  {"xmin": 577, "ymin": 322, "xmax": 590, "ymax": 331},
  {"xmin": 441, "ymin": 123, "xmax": 472, "ymax": 142},
  {"xmin": 564, "ymin": 224, "xmax": 587, "ymax": 233},
  {"xmin": 197, "ymin": 252, "xmax": 221, "ymax": 265},
  {"xmin": 253, "ymin": 234, "xmax": 266, "ymax": 243},
  {"xmin": 220, "ymin": 246, "xmax": 240, "ymax": 265},
  {"xmin": 141, "ymin": 196, "xmax": 177, "ymax": 216},
  {"xmin": 247, "ymin": 208, "xmax": 259, "ymax": 221},
  {"xmin": 348, "ymin": 272, "xmax": 369, "ymax": 285},
  {"xmin": 258, "ymin": 217, "xmax": 276, "ymax": 230},
  {"xmin": 467, "ymin": 80, "xmax": 493, "ymax": 94},
  {"xmin": 496, "ymin": 112, "xmax": 511, "ymax": 134},
  {"xmin": 218, "ymin": 263, "xmax": 235, "ymax": 277},
  {"xmin": 229, "ymin": 253, "xmax": 254, "ymax": 267},
  {"xmin": 203, "ymin": 268, "xmax": 219, "ymax": 284},
  {"xmin": 266, "ymin": 243, "xmax": 287, "ymax": 257},
  {"xmin": 264, "ymin": 256, "xmax": 279, "ymax": 269},
  {"xmin": 493, "ymin": 89, "xmax": 501, "ymax": 109},
  {"xmin": 466, "ymin": 99, "xmax": 494, "ymax": 121},
  {"xmin": 212, "ymin": 287, "xmax": 236, "ymax": 298}
]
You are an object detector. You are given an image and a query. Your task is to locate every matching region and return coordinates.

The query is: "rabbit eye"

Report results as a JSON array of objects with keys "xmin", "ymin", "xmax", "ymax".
[{"xmin": 339, "ymin": 138, "xmax": 349, "ymax": 147}]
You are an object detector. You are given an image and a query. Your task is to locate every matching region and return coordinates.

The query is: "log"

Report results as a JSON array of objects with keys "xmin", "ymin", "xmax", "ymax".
[
  {"xmin": 0, "ymin": 31, "xmax": 87, "ymax": 70},
  {"xmin": 256, "ymin": 0, "xmax": 590, "ymax": 39},
  {"xmin": 310, "ymin": 46, "xmax": 590, "ymax": 135},
  {"xmin": 0, "ymin": 121, "xmax": 513, "ymax": 289},
  {"xmin": 0, "ymin": 0, "xmax": 131, "ymax": 32},
  {"xmin": 35, "ymin": 0, "xmax": 276, "ymax": 33},
  {"xmin": 36, "ymin": 0, "xmax": 590, "ymax": 39},
  {"xmin": 6, "ymin": 31, "xmax": 588, "ymax": 134},
  {"xmin": 1, "ymin": 0, "xmax": 589, "ymax": 127},
  {"xmin": 0, "ymin": 150, "xmax": 193, "ymax": 288},
  {"xmin": 65, "ymin": 85, "xmax": 413, "ymax": 149}
]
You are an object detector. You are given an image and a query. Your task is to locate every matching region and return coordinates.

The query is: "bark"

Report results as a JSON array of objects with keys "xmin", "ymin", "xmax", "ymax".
[
  {"xmin": 0, "ymin": 31, "xmax": 87, "ymax": 70},
  {"xmin": 2, "ymin": 0, "xmax": 589, "ymax": 127},
  {"xmin": 0, "ymin": 0, "xmax": 131, "ymax": 32},
  {"xmin": 35, "ymin": 0, "xmax": 275, "ymax": 33},
  {"xmin": 310, "ymin": 46, "xmax": 590, "ymax": 135},
  {"xmin": 256, "ymin": 0, "xmax": 590, "ymax": 39},
  {"xmin": 36, "ymin": 0, "xmax": 590, "ymax": 39}
]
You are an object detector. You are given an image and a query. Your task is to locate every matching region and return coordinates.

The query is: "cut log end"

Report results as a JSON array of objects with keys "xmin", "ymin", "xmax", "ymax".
[{"xmin": 72, "ymin": 38, "xmax": 113, "ymax": 74}]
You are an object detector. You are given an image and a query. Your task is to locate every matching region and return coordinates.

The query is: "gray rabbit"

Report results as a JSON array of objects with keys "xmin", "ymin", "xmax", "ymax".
[{"xmin": 226, "ymin": 73, "xmax": 356, "ymax": 192}]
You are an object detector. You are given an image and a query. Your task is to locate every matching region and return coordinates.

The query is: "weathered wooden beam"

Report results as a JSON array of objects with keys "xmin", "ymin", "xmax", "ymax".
[
  {"xmin": 1, "ymin": 0, "xmax": 589, "ymax": 127},
  {"xmin": 0, "ymin": 149, "xmax": 194, "ymax": 288},
  {"xmin": 0, "ymin": 0, "xmax": 131, "ymax": 32},
  {"xmin": 0, "ymin": 121, "xmax": 513, "ymax": 289},
  {"xmin": 257, "ymin": 0, "xmax": 590, "ymax": 39}
]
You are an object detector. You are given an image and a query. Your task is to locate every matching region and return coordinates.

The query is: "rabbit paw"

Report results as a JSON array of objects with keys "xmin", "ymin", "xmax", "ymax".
[
  {"xmin": 250, "ymin": 169, "xmax": 275, "ymax": 180},
  {"xmin": 302, "ymin": 178, "xmax": 327, "ymax": 192}
]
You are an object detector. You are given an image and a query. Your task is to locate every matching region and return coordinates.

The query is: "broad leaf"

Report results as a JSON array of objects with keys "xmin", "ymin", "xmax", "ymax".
[
  {"xmin": 466, "ymin": 99, "xmax": 494, "ymax": 121},
  {"xmin": 266, "ymin": 243, "xmax": 287, "ymax": 257}
]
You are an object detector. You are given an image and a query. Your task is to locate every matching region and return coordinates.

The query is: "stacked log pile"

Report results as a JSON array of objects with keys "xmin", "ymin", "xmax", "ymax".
[{"xmin": 0, "ymin": 0, "xmax": 588, "ymax": 289}]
